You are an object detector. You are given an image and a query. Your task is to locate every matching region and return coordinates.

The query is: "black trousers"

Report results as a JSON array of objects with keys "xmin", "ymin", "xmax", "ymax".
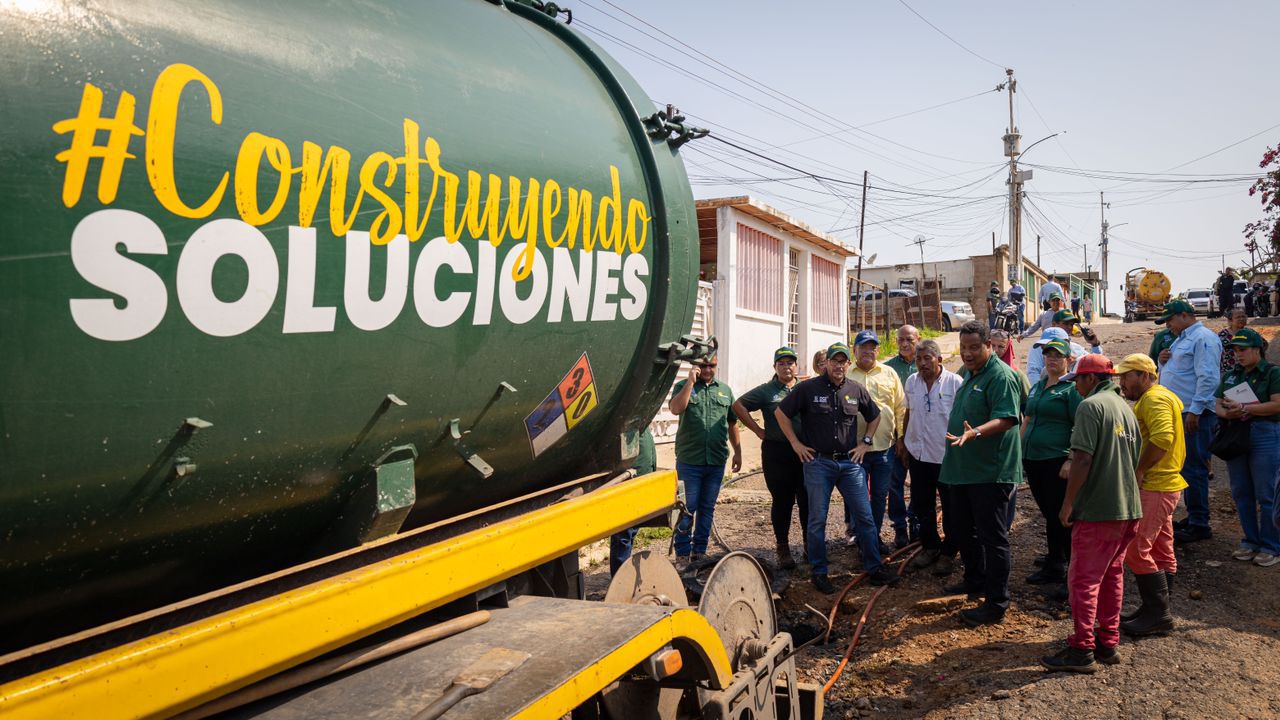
[
  {"xmin": 761, "ymin": 440, "xmax": 808, "ymax": 547},
  {"xmin": 948, "ymin": 482, "xmax": 1016, "ymax": 611},
  {"xmin": 908, "ymin": 455, "xmax": 955, "ymax": 556},
  {"xmin": 1024, "ymin": 457, "xmax": 1072, "ymax": 569}
]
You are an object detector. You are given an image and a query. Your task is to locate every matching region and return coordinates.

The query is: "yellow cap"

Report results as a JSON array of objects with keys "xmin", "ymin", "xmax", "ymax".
[{"xmin": 1114, "ymin": 353, "xmax": 1158, "ymax": 376}]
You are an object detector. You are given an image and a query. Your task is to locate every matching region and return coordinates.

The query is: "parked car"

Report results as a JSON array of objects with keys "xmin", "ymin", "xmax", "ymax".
[
  {"xmin": 940, "ymin": 300, "xmax": 975, "ymax": 332},
  {"xmin": 1184, "ymin": 288, "xmax": 1217, "ymax": 317},
  {"xmin": 854, "ymin": 288, "xmax": 918, "ymax": 302},
  {"xmin": 1233, "ymin": 280, "xmax": 1249, "ymax": 309}
]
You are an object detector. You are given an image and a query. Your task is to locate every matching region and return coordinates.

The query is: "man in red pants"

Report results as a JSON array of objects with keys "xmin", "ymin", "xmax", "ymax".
[{"xmin": 1042, "ymin": 354, "xmax": 1143, "ymax": 673}]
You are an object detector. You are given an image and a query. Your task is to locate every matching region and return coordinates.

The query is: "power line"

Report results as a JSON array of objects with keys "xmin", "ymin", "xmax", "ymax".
[
  {"xmin": 777, "ymin": 88, "xmax": 998, "ymax": 147},
  {"xmin": 576, "ymin": 3, "xmax": 992, "ymax": 173},
  {"xmin": 895, "ymin": 0, "xmax": 1006, "ymax": 70}
]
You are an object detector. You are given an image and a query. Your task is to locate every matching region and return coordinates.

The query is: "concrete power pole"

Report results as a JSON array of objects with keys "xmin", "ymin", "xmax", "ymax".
[
  {"xmin": 853, "ymin": 170, "xmax": 869, "ymax": 330},
  {"xmin": 1099, "ymin": 192, "xmax": 1110, "ymax": 316},
  {"xmin": 911, "ymin": 235, "xmax": 930, "ymax": 328},
  {"xmin": 1001, "ymin": 69, "xmax": 1022, "ymax": 291}
]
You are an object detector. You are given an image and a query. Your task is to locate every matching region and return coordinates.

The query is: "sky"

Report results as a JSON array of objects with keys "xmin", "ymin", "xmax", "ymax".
[{"xmin": 570, "ymin": 0, "xmax": 1280, "ymax": 312}]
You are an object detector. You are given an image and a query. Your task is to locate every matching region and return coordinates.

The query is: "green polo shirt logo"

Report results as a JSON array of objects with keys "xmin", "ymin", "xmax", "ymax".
[{"xmin": 939, "ymin": 354, "xmax": 1024, "ymax": 486}]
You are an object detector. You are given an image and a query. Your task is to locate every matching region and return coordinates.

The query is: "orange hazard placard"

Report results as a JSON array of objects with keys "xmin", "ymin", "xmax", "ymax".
[
  {"xmin": 557, "ymin": 353, "xmax": 594, "ymax": 407},
  {"xmin": 527, "ymin": 353, "xmax": 601, "ymax": 457}
]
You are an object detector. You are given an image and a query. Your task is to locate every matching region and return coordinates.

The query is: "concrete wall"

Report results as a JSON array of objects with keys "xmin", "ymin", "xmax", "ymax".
[
  {"xmin": 714, "ymin": 206, "xmax": 851, "ymax": 397},
  {"xmin": 651, "ymin": 201, "xmax": 855, "ymax": 443}
]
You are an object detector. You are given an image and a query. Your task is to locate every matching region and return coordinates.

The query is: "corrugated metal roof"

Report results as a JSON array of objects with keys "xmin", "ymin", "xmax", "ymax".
[{"xmin": 696, "ymin": 196, "xmax": 858, "ymax": 258}]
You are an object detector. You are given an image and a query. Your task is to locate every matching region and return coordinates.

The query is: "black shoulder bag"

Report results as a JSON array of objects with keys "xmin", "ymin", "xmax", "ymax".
[{"xmin": 1209, "ymin": 418, "xmax": 1250, "ymax": 461}]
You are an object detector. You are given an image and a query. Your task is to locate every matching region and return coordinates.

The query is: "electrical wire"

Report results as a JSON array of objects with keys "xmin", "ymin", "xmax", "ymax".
[
  {"xmin": 894, "ymin": 0, "xmax": 1007, "ymax": 70},
  {"xmin": 576, "ymin": 2, "xmax": 994, "ymax": 173}
]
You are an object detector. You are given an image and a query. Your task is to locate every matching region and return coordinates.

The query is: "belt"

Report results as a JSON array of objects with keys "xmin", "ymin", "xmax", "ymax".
[{"xmin": 815, "ymin": 451, "xmax": 853, "ymax": 460}]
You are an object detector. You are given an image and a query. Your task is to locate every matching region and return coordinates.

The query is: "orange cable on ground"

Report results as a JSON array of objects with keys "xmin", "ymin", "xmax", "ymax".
[
  {"xmin": 822, "ymin": 546, "xmax": 923, "ymax": 695},
  {"xmin": 822, "ymin": 541, "xmax": 920, "ymax": 643}
]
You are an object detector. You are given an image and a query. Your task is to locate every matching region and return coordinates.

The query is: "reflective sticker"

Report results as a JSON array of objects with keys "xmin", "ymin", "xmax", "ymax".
[{"xmin": 527, "ymin": 353, "xmax": 599, "ymax": 456}]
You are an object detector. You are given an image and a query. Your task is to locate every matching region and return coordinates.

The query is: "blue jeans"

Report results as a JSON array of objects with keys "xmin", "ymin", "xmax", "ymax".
[
  {"xmin": 674, "ymin": 462, "xmax": 724, "ymax": 556},
  {"xmin": 845, "ymin": 449, "xmax": 901, "ymax": 537},
  {"xmin": 609, "ymin": 527, "xmax": 638, "ymax": 576},
  {"xmin": 1274, "ymin": 464, "xmax": 1280, "ymax": 531},
  {"xmin": 1015, "ymin": 303, "xmax": 1026, "ymax": 333},
  {"xmin": 1182, "ymin": 411, "xmax": 1218, "ymax": 529},
  {"xmin": 1225, "ymin": 421, "xmax": 1280, "ymax": 555},
  {"xmin": 805, "ymin": 457, "xmax": 882, "ymax": 575}
]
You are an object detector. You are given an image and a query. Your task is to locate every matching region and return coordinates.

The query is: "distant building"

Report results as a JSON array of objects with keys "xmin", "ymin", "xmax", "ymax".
[
  {"xmin": 649, "ymin": 196, "xmax": 856, "ymax": 443},
  {"xmin": 851, "ymin": 244, "xmax": 1060, "ymax": 328}
]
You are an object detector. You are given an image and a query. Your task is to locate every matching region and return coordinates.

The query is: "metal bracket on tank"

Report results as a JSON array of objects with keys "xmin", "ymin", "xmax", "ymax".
[
  {"xmin": 644, "ymin": 104, "xmax": 709, "ymax": 148},
  {"xmin": 505, "ymin": 0, "xmax": 573, "ymax": 23},
  {"xmin": 450, "ymin": 418, "xmax": 495, "ymax": 479},
  {"xmin": 656, "ymin": 335, "xmax": 718, "ymax": 366}
]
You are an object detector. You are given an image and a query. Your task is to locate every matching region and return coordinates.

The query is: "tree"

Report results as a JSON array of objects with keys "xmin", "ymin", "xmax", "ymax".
[{"xmin": 1244, "ymin": 144, "xmax": 1280, "ymax": 257}]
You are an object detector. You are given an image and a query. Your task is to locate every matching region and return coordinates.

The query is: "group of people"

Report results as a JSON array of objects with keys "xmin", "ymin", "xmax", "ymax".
[
  {"xmin": 613, "ymin": 294, "xmax": 1278, "ymax": 675},
  {"xmin": 1215, "ymin": 266, "xmax": 1278, "ymax": 319},
  {"xmin": 988, "ymin": 277, "xmax": 1094, "ymax": 334}
]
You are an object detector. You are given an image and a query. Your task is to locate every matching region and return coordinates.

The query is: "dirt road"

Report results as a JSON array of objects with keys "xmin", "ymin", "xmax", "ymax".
[{"xmin": 587, "ymin": 318, "xmax": 1280, "ymax": 719}]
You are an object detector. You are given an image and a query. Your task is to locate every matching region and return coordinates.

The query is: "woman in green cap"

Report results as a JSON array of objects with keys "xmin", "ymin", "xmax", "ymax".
[
  {"xmin": 1215, "ymin": 328, "xmax": 1280, "ymax": 567},
  {"xmin": 1021, "ymin": 338, "xmax": 1083, "ymax": 586},
  {"xmin": 733, "ymin": 347, "xmax": 807, "ymax": 569}
]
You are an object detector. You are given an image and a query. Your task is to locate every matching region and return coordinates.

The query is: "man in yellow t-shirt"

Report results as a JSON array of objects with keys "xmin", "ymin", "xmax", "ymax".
[
  {"xmin": 845, "ymin": 330, "xmax": 908, "ymax": 550},
  {"xmin": 1116, "ymin": 353, "xmax": 1186, "ymax": 637}
]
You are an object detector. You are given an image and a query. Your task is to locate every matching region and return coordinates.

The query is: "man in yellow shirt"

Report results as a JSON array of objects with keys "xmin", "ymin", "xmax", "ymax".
[
  {"xmin": 845, "ymin": 330, "xmax": 908, "ymax": 550},
  {"xmin": 1116, "ymin": 353, "xmax": 1186, "ymax": 637}
]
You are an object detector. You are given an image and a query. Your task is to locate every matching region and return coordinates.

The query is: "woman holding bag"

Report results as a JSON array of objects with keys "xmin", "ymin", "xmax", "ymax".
[
  {"xmin": 1021, "ymin": 338, "xmax": 1083, "ymax": 587},
  {"xmin": 1215, "ymin": 328, "xmax": 1280, "ymax": 567}
]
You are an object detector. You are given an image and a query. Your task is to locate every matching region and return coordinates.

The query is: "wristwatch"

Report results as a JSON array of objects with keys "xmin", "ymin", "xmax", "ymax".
[
  {"xmin": 972, "ymin": 427, "xmax": 983, "ymax": 438},
  {"xmin": 862, "ymin": 435, "xmax": 873, "ymax": 445}
]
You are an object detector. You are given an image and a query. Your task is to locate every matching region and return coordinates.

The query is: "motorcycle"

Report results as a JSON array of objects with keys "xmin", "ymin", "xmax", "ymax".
[
  {"xmin": 992, "ymin": 298, "xmax": 1021, "ymax": 332},
  {"xmin": 1250, "ymin": 283, "xmax": 1271, "ymax": 317}
]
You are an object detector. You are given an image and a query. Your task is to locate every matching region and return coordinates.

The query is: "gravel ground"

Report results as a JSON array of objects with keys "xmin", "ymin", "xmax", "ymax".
[{"xmin": 586, "ymin": 317, "xmax": 1280, "ymax": 719}]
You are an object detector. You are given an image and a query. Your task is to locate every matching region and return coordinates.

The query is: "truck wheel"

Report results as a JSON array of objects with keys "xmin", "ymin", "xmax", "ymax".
[{"xmin": 943, "ymin": 315, "xmax": 952, "ymax": 332}]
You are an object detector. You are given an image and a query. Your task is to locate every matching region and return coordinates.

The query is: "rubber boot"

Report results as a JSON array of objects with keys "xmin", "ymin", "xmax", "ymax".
[
  {"xmin": 1121, "ymin": 572, "xmax": 1174, "ymax": 637},
  {"xmin": 1119, "ymin": 598, "xmax": 1144, "ymax": 623},
  {"xmin": 1120, "ymin": 574, "xmax": 1145, "ymax": 622}
]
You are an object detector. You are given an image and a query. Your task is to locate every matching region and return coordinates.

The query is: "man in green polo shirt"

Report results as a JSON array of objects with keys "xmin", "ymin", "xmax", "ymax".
[
  {"xmin": 733, "ymin": 347, "xmax": 806, "ymax": 569},
  {"xmin": 670, "ymin": 356, "xmax": 742, "ymax": 567},
  {"xmin": 940, "ymin": 320, "xmax": 1023, "ymax": 628},
  {"xmin": 1042, "ymin": 354, "xmax": 1142, "ymax": 673},
  {"xmin": 1149, "ymin": 326, "xmax": 1176, "ymax": 368}
]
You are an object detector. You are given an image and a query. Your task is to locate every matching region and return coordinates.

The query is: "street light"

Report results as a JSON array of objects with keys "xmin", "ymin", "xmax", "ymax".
[{"xmin": 1019, "ymin": 132, "xmax": 1060, "ymax": 160}]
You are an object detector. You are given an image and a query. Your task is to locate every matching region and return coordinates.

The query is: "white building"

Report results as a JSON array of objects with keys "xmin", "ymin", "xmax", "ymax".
[{"xmin": 650, "ymin": 196, "xmax": 856, "ymax": 443}]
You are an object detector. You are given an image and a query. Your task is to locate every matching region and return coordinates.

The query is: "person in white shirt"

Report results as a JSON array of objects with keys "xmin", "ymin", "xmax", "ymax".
[
  {"xmin": 1039, "ymin": 278, "xmax": 1064, "ymax": 310},
  {"xmin": 903, "ymin": 339, "xmax": 965, "ymax": 573},
  {"xmin": 1022, "ymin": 293, "xmax": 1065, "ymax": 340}
]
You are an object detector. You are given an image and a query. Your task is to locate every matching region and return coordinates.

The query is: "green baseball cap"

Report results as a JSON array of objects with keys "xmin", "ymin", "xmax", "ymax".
[
  {"xmin": 1041, "ymin": 339, "xmax": 1072, "ymax": 358},
  {"xmin": 1226, "ymin": 327, "xmax": 1265, "ymax": 348},
  {"xmin": 1052, "ymin": 309, "xmax": 1080, "ymax": 325},
  {"xmin": 826, "ymin": 342, "xmax": 852, "ymax": 360},
  {"xmin": 1049, "ymin": 292, "xmax": 1064, "ymax": 301},
  {"xmin": 1154, "ymin": 299, "xmax": 1196, "ymax": 325},
  {"xmin": 773, "ymin": 346, "xmax": 798, "ymax": 362}
]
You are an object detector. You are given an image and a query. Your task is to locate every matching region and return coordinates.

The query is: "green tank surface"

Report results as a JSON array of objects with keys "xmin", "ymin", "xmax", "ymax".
[{"xmin": 0, "ymin": 0, "xmax": 699, "ymax": 649}]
